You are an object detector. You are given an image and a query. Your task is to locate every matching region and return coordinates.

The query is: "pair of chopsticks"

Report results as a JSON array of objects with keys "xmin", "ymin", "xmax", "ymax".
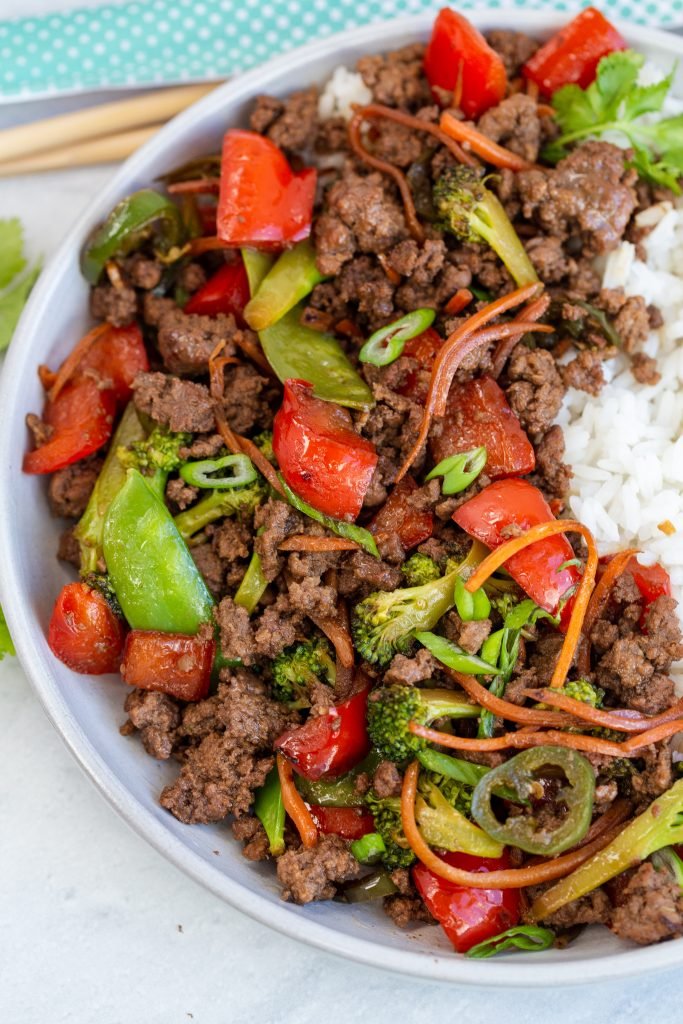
[{"xmin": 0, "ymin": 82, "xmax": 219, "ymax": 178}]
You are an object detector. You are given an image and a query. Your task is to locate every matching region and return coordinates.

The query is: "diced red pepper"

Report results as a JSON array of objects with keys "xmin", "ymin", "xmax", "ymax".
[
  {"xmin": 370, "ymin": 476, "xmax": 433, "ymax": 552},
  {"xmin": 217, "ymin": 130, "xmax": 316, "ymax": 248},
  {"xmin": 120, "ymin": 629, "xmax": 215, "ymax": 702},
  {"xmin": 48, "ymin": 582, "xmax": 126, "ymax": 675},
  {"xmin": 309, "ymin": 804, "xmax": 375, "ymax": 841},
  {"xmin": 625, "ymin": 557, "xmax": 672, "ymax": 631},
  {"xmin": 184, "ymin": 258, "xmax": 250, "ymax": 324},
  {"xmin": 275, "ymin": 686, "xmax": 371, "ymax": 781},
  {"xmin": 424, "ymin": 8, "xmax": 507, "ymax": 118},
  {"xmin": 431, "ymin": 376, "xmax": 536, "ymax": 479},
  {"xmin": 79, "ymin": 323, "xmax": 149, "ymax": 404},
  {"xmin": 453, "ymin": 479, "xmax": 581, "ymax": 616},
  {"xmin": 23, "ymin": 376, "xmax": 116, "ymax": 475},
  {"xmin": 523, "ymin": 7, "xmax": 627, "ymax": 97},
  {"xmin": 399, "ymin": 327, "xmax": 442, "ymax": 403},
  {"xmin": 273, "ymin": 379, "xmax": 378, "ymax": 521},
  {"xmin": 412, "ymin": 850, "xmax": 521, "ymax": 953}
]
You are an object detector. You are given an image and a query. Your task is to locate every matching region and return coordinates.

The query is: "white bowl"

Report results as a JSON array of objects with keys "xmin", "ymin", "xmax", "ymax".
[{"xmin": 2, "ymin": 8, "xmax": 683, "ymax": 986}]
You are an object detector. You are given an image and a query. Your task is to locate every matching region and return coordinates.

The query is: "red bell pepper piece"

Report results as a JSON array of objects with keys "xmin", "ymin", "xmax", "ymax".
[
  {"xmin": 79, "ymin": 323, "xmax": 149, "ymax": 404},
  {"xmin": 370, "ymin": 476, "xmax": 433, "ymax": 552},
  {"xmin": 424, "ymin": 8, "xmax": 507, "ymax": 119},
  {"xmin": 275, "ymin": 686, "xmax": 371, "ymax": 781},
  {"xmin": 120, "ymin": 629, "xmax": 215, "ymax": 702},
  {"xmin": 625, "ymin": 557, "xmax": 672, "ymax": 631},
  {"xmin": 399, "ymin": 327, "xmax": 442, "ymax": 403},
  {"xmin": 23, "ymin": 376, "xmax": 117, "ymax": 475},
  {"xmin": 412, "ymin": 850, "xmax": 521, "ymax": 953},
  {"xmin": 184, "ymin": 258, "xmax": 250, "ymax": 324},
  {"xmin": 523, "ymin": 7, "xmax": 627, "ymax": 97},
  {"xmin": 48, "ymin": 582, "xmax": 126, "ymax": 675},
  {"xmin": 431, "ymin": 376, "xmax": 535, "ymax": 479},
  {"xmin": 217, "ymin": 130, "xmax": 317, "ymax": 248},
  {"xmin": 453, "ymin": 479, "xmax": 581, "ymax": 616},
  {"xmin": 273, "ymin": 379, "xmax": 378, "ymax": 521},
  {"xmin": 309, "ymin": 804, "xmax": 376, "ymax": 841}
]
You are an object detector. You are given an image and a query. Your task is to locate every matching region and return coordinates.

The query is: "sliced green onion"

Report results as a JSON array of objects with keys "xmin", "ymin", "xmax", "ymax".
[
  {"xmin": 350, "ymin": 833, "xmax": 387, "ymax": 865},
  {"xmin": 359, "ymin": 309, "xmax": 436, "ymax": 367},
  {"xmin": 415, "ymin": 631, "xmax": 498, "ymax": 675},
  {"xmin": 454, "ymin": 576, "xmax": 490, "ymax": 623},
  {"xmin": 425, "ymin": 446, "xmax": 487, "ymax": 495},
  {"xmin": 480, "ymin": 628, "xmax": 504, "ymax": 669},
  {"xmin": 180, "ymin": 453, "xmax": 257, "ymax": 489},
  {"xmin": 466, "ymin": 925, "xmax": 555, "ymax": 959},
  {"xmin": 417, "ymin": 748, "xmax": 490, "ymax": 787},
  {"xmin": 278, "ymin": 475, "xmax": 380, "ymax": 558}
]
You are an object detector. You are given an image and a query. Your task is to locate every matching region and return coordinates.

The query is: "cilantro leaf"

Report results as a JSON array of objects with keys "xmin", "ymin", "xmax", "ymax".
[
  {"xmin": 0, "ymin": 605, "xmax": 15, "ymax": 661},
  {"xmin": 543, "ymin": 49, "xmax": 683, "ymax": 192},
  {"xmin": 0, "ymin": 262, "xmax": 41, "ymax": 351},
  {"xmin": 0, "ymin": 217, "xmax": 26, "ymax": 290}
]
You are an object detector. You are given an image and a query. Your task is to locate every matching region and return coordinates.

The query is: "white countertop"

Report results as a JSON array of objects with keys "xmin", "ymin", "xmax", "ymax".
[{"xmin": 2, "ymin": 3, "xmax": 683, "ymax": 1019}]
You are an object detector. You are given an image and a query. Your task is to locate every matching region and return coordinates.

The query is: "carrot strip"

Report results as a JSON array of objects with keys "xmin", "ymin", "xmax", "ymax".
[
  {"xmin": 440, "ymin": 111, "xmax": 534, "ymax": 171},
  {"xmin": 231, "ymin": 330, "xmax": 275, "ymax": 377},
  {"xmin": 536, "ymin": 104, "xmax": 556, "ymax": 118},
  {"xmin": 445, "ymin": 668, "xmax": 575, "ymax": 729},
  {"xmin": 444, "ymin": 287, "xmax": 473, "ymax": 316},
  {"xmin": 48, "ymin": 322, "xmax": 111, "ymax": 402},
  {"xmin": 187, "ymin": 235, "xmax": 230, "ymax": 255},
  {"xmin": 38, "ymin": 364, "xmax": 57, "ymax": 390},
  {"xmin": 524, "ymin": 688, "xmax": 683, "ymax": 735},
  {"xmin": 278, "ymin": 535, "xmax": 361, "ymax": 553},
  {"xmin": 395, "ymin": 282, "xmax": 543, "ymax": 481},
  {"xmin": 401, "ymin": 761, "xmax": 628, "ymax": 889},
  {"xmin": 167, "ymin": 178, "xmax": 221, "ymax": 194},
  {"xmin": 309, "ymin": 609, "xmax": 355, "ymax": 670},
  {"xmin": 525, "ymin": 79, "xmax": 540, "ymax": 101},
  {"xmin": 621, "ymin": 719, "xmax": 683, "ymax": 753},
  {"xmin": 465, "ymin": 520, "xmax": 598, "ymax": 690},
  {"xmin": 408, "ymin": 721, "xmax": 629, "ymax": 758},
  {"xmin": 353, "ymin": 102, "xmax": 478, "ymax": 168},
  {"xmin": 577, "ymin": 548, "xmax": 639, "ymax": 673},
  {"xmin": 377, "ymin": 252, "xmax": 402, "ymax": 285},
  {"xmin": 490, "ymin": 293, "xmax": 551, "ymax": 378},
  {"xmin": 277, "ymin": 753, "xmax": 318, "ymax": 849}
]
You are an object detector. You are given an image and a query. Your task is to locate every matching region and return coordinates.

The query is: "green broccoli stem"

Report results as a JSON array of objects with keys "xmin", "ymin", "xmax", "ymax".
[
  {"xmin": 174, "ymin": 486, "xmax": 261, "ymax": 542},
  {"xmin": 253, "ymin": 766, "xmax": 285, "ymax": 856},
  {"xmin": 531, "ymin": 778, "xmax": 683, "ymax": 921},
  {"xmin": 471, "ymin": 190, "xmax": 539, "ymax": 288},
  {"xmin": 234, "ymin": 550, "xmax": 268, "ymax": 614},
  {"xmin": 419, "ymin": 687, "xmax": 483, "ymax": 723},
  {"xmin": 416, "ymin": 779, "xmax": 504, "ymax": 858}
]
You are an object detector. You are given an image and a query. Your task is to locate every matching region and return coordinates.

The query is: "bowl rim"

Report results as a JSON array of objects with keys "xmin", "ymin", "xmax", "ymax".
[{"xmin": 3, "ymin": 7, "xmax": 683, "ymax": 987}]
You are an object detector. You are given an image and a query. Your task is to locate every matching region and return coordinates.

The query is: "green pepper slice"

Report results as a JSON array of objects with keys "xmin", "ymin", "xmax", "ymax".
[
  {"xmin": 244, "ymin": 240, "xmax": 327, "ymax": 331},
  {"xmin": 81, "ymin": 189, "xmax": 185, "ymax": 285},
  {"xmin": 103, "ymin": 468, "xmax": 214, "ymax": 633},
  {"xmin": 294, "ymin": 751, "xmax": 382, "ymax": 807},
  {"xmin": 342, "ymin": 869, "xmax": 398, "ymax": 903},
  {"xmin": 471, "ymin": 746, "xmax": 595, "ymax": 856},
  {"xmin": 254, "ymin": 766, "xmax": 285, "ymax": 856}
]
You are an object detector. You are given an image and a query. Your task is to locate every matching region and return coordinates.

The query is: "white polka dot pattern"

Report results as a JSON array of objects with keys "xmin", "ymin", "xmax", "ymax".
[{"xmin": 0, "ymin": 0, "xmax": 679, "ymax": 99}]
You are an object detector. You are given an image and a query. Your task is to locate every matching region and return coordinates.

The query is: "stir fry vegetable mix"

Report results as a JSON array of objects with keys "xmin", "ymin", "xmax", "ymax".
[{"xmin": 22, "ymin": 4, "xmax": 683, "ymax": 957}]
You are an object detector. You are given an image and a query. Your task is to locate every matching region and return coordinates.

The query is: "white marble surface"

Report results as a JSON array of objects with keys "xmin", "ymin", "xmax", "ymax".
[{"xmin": 2, "ymin": 3, "xmax": 683, "ymax": 1020}]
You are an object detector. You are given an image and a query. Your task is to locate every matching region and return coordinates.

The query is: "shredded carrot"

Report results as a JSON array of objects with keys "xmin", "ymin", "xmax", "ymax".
[
  {"xmin": 213, "ymin": 403, "xmax": 284, "ymax": 496},
  {"xmin": 231, "ymin": 331, "xmax": 274, "ymax": 377},
  {"xmin": 394, "ymin": 282, "xmax": 544, "ymax": 481},
  {"xmin": 408, "ymin": 721, "xmax": 629, "ymax": 758},
  {"xmin": 621, "ymin": 719, "xmax": 683, "ymax": 753},
  {"xmin": 525, "ymin": 688, "xmax": 683, "ymax": 735},
  {"xmin": 490, "ymin": 293, "xmax": 551, "ymax": 378},
  {"xmin": 278, "ymin": 535, "xmax": 361, "ymax": 553},
  {"xmin": 334, "ymin": 318, "xmax": 364, "ymax": 341},
  {"xmin": 48, "ymin": 322, "xmax": 111, "ymax": 403},
  {"xmin": 166, "ymin": 178, "xmax": 221, "ymax": 194},
  {"xmin": 276, "ymin": 754, "xmax": 318, "ymax": 849},
  {"xmin": 310, "ymin": 608, "xmax": 355, "ymax": 669},
  {"xmin": 536, "ymin": 104, "xmax": 556, "ymax": 118},
  {"xmin": 301, "ymin": 308, "xmax": 334, "ymax": 333},
  {"xmin": 525, "ymin": 78, "xmax": 540, "ymax": 101},
  {"xmin": 377, "ymin": 252, "xmax": 402, "ymax": 285},
  {"xmin": 445, "ymin": 668, "xmax": 575, "ymax": 729},
  {"xmin": 188, "ymin": 235, "xmax": 230, "ymax": 255},
  {"xmin": 578, "ymin": 548, "xmax": 640, "ymax": 674},
  {"xmin": 465, "ymin": 520, "xmax": 598, "ymax": 691},
  {"xmin": 444, "ymin": 287, "xmax": 473, "ymax": 316},
  {"xmin": 401, "ymin": 761, "xmax": 628, "ymax": 889},
  {"xmin": 508, "ymin": 77, "xmax": 524, "ymax": 96},
  {"xmin": 440, "ymin": 111, "xmax": 535, "ymax": 171},
  {"xmin": 352, "ymin": 102, "xmax": 477, "ymax": 168}
]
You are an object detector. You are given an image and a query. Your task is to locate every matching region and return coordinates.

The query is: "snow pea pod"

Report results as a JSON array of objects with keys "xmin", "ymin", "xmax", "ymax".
[
  {"xmin": 244, "ymin": 240, "xmax": 326, "ymax": 331},
  {"xmin": 103, "ymin": 468, "xmax": 214, "ymax": 633},
  {"xmin": 81, "ymin": 189, "xmax": 185, "ymax": 285}
]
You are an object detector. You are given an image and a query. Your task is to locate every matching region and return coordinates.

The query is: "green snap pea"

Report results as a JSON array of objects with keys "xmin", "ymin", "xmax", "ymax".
[
  {"xmin": 244, "ymin": 240, "xmax": 327, "ymax": 331},
  {"xmin": 359, "ymin": 309, "xmax": 436, "ymax": 367},
  {"xmin": 180, "ymin": 453, "xmax": 257, "ymax": 490},
  {"xmin": 279, "ymin": 476, "xmax": 380, "ymax": 558},
  {"xmin": 415, "ymin": 631, "xmax": 499, "ymax": 676}
]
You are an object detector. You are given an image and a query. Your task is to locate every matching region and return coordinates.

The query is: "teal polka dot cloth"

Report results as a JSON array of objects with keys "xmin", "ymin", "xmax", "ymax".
[{"xmin": 0, "ymin": 0, "xmax": 680, "ymax": 100}]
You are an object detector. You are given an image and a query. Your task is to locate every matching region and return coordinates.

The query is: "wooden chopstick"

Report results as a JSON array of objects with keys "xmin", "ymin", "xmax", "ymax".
[
  {"xmin": 0, "ymin": 83, "xmax": 218, "ymax": 164},
  {"xmin": 0, "ymin": 125, "xmax": 164, "ymax": 177}
]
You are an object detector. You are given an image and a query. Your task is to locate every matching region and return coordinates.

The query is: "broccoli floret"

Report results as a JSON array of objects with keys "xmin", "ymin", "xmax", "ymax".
[
  {"xmin": 252, "ymin": 430, "xmax": 275, "ymax": 464},
  {"xmin": 271, "ymin": 637, "xmax": 336, "ymax": 708},
  {"xmin": 367, "ymin": 684, "xmax": 480, "ymax": 763},
  {"xmin": 365, "ymin": 791, "xmax": 416, "ymax": 870},
  {"xmin": 434, "ymin": 166, "xmax": 539, "ymax": 288},
  {"xmin": 352, "ymin": 568, "xmax": 458, "ymax": 666},
  {"xmin": 118, "ymin": 424, "xmax": 191, "ymax": 499},
  {"xmin": 562, "ymin": 679, "xmax": 605, "ymax": 708},
  {"xmin": 419, "ymin": 769, "xmax": 473, "ymax": 817},
  {"xmin": 173, "ymin": 477, "xmax": 266, "ymax": 542},
  {"xmin": 401, "ymin": 552, "xmax": 441, "ymax": 587}
]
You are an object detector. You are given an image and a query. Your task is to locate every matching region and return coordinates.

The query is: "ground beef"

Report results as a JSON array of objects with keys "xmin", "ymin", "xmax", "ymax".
[
  {"xmin": 57, "ymin": 526, "xmax": 82, "ymax": 567},
  {"xmin": 357, "ymin": 43, "xmax": 432, "ymax": 111},
  {"xmin": 631, "ymin": 741, "xmax": 675, "ymax": 805},
  {"xmin": 338, "ymin": 549, "xmax": 402, "ymax": 599},
  {"xmin": 253, "ymin": 594, "xmax": 304, "ymax": 659},
  {"xmin": 485, "ymin": 29, "xmax": 539, "ymax": 78},
  {"xmin": 90, "ymin": 283, "xmax": 137, "ymax": 326},
  {"xmin": 478, "ymin": 94, "xmax": 541, "ymax": 163},
  {"xmin": 384, "ymin": 648, "xmax": 437, "ymax": 686},
  {"xmin": 524, "ymin": 235, "xmax": 574, "ymax": 284},
  {"xmin": 254, "ymin": 498, "xmax": 306, "ymax": 582},
  {"xmin": 383, "ymin": 894, "xmax": 434, "ymax": 928},
  {"xmin": 528, "ymin": 887, "xmax": 611, "ymax": 930},
  {"xmin": 505, "ymin": 344, "xmax": 565, "ymax": 439},
  {"xmin": 610, "ymin": 862, "xmax": 683, "ymax": 945},
  {"xmin": 367, "ymin": 117, "xmax": 426, "ymax": 167},
  {"xmin": 315, "ymin": 168, "xmax": 408, "ymax": 276},
  {"xmin": 231, "ymin": 816, "xmax": 270, "ymax": 861},
  {"xmin": 212, "ymin": 517, "xmax": 252, "ymax": 563},
  {"xmin": 336, "ymin": 256, "xmax": 397, "ymax": 327},
  {"xmin": 216, "ymin": 596, "xmax": 256, "ymax": 665},
  {"xmin": 133, "ymin": 371, "xmax": 215, "ymax": 433},
  {"xmin": 177, "ymin": 261, "xmax": 207, "ymax": 295},
  {"xmin": 26, "ymin": 412, "xmax": 53, "ymax": 447},
  {"xmin": 516, "ymin": 141, "xmax": 637, "ymax": 255},
  {"xmin": 191, "ymin": 543, "xmax": 225, "ymax": 597},
  {"xmin": 640, "ymin": 596, "xmax": 683, "ymax": 670},
  {"xmin": 386, "ymin": 237, "xmax": 447, "ymax": 283},
  {"xmin": 165, "ymin": 476, "xmax": 199, "ymax": 512},
  {"xmin": 217, "ymin": 669, "xmax": 297, "ymax": 748},
  {"xmin": 596, "ymin": 638, "xmax": 675, "ymax": 714},
  {"xmin": 597, "ymin": 288, "xmax": 651, "ymax": 353},
  {"xmin": 532, "ymin": 424, "xmax": 573, "ymax": 502},
  {"xmin": 121, "ymin": 689, "xmax": 181, "ymax": 760},
  {"xmin": 222, "ymin": 363, "xmax": 273, "ymax": 434},
  {"xmin": 157, "ymin": 308, "xmax": 238, "ymax": 375},
  {"xmin": 47, "ymin": 454, "xmax": 102, "ymax": 519},
  {"xmin": 179, "ymin": 433, "xmax": 224, "ymax": 460},
  {"xmin": 277, "ymin": 834, "xmax": 362, "ymax": 903},
  {"xmin": 122, "ymin": 254, "xmax": 164, "ymax": 290},
  {"xmin": 631, "ymin": 352, "xmax": 661, "ymax": 385},
  {"xmin": 286, "ymin": 577, "xmax": 338, "ymax": 620},
  {"xmin": 142, "ymin": 292, "xmax": 177, "ymax": 327},
  {"xmin": 373, "ymin": 760, "xmax": 403, "ymax": 798},
  {"xmin": 250, "ymin": 87, "xmax": 318, "ymax": 152},
  {"xmin": 561, "ymin": 349, "xmax": 605, "ymax": 395}
]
